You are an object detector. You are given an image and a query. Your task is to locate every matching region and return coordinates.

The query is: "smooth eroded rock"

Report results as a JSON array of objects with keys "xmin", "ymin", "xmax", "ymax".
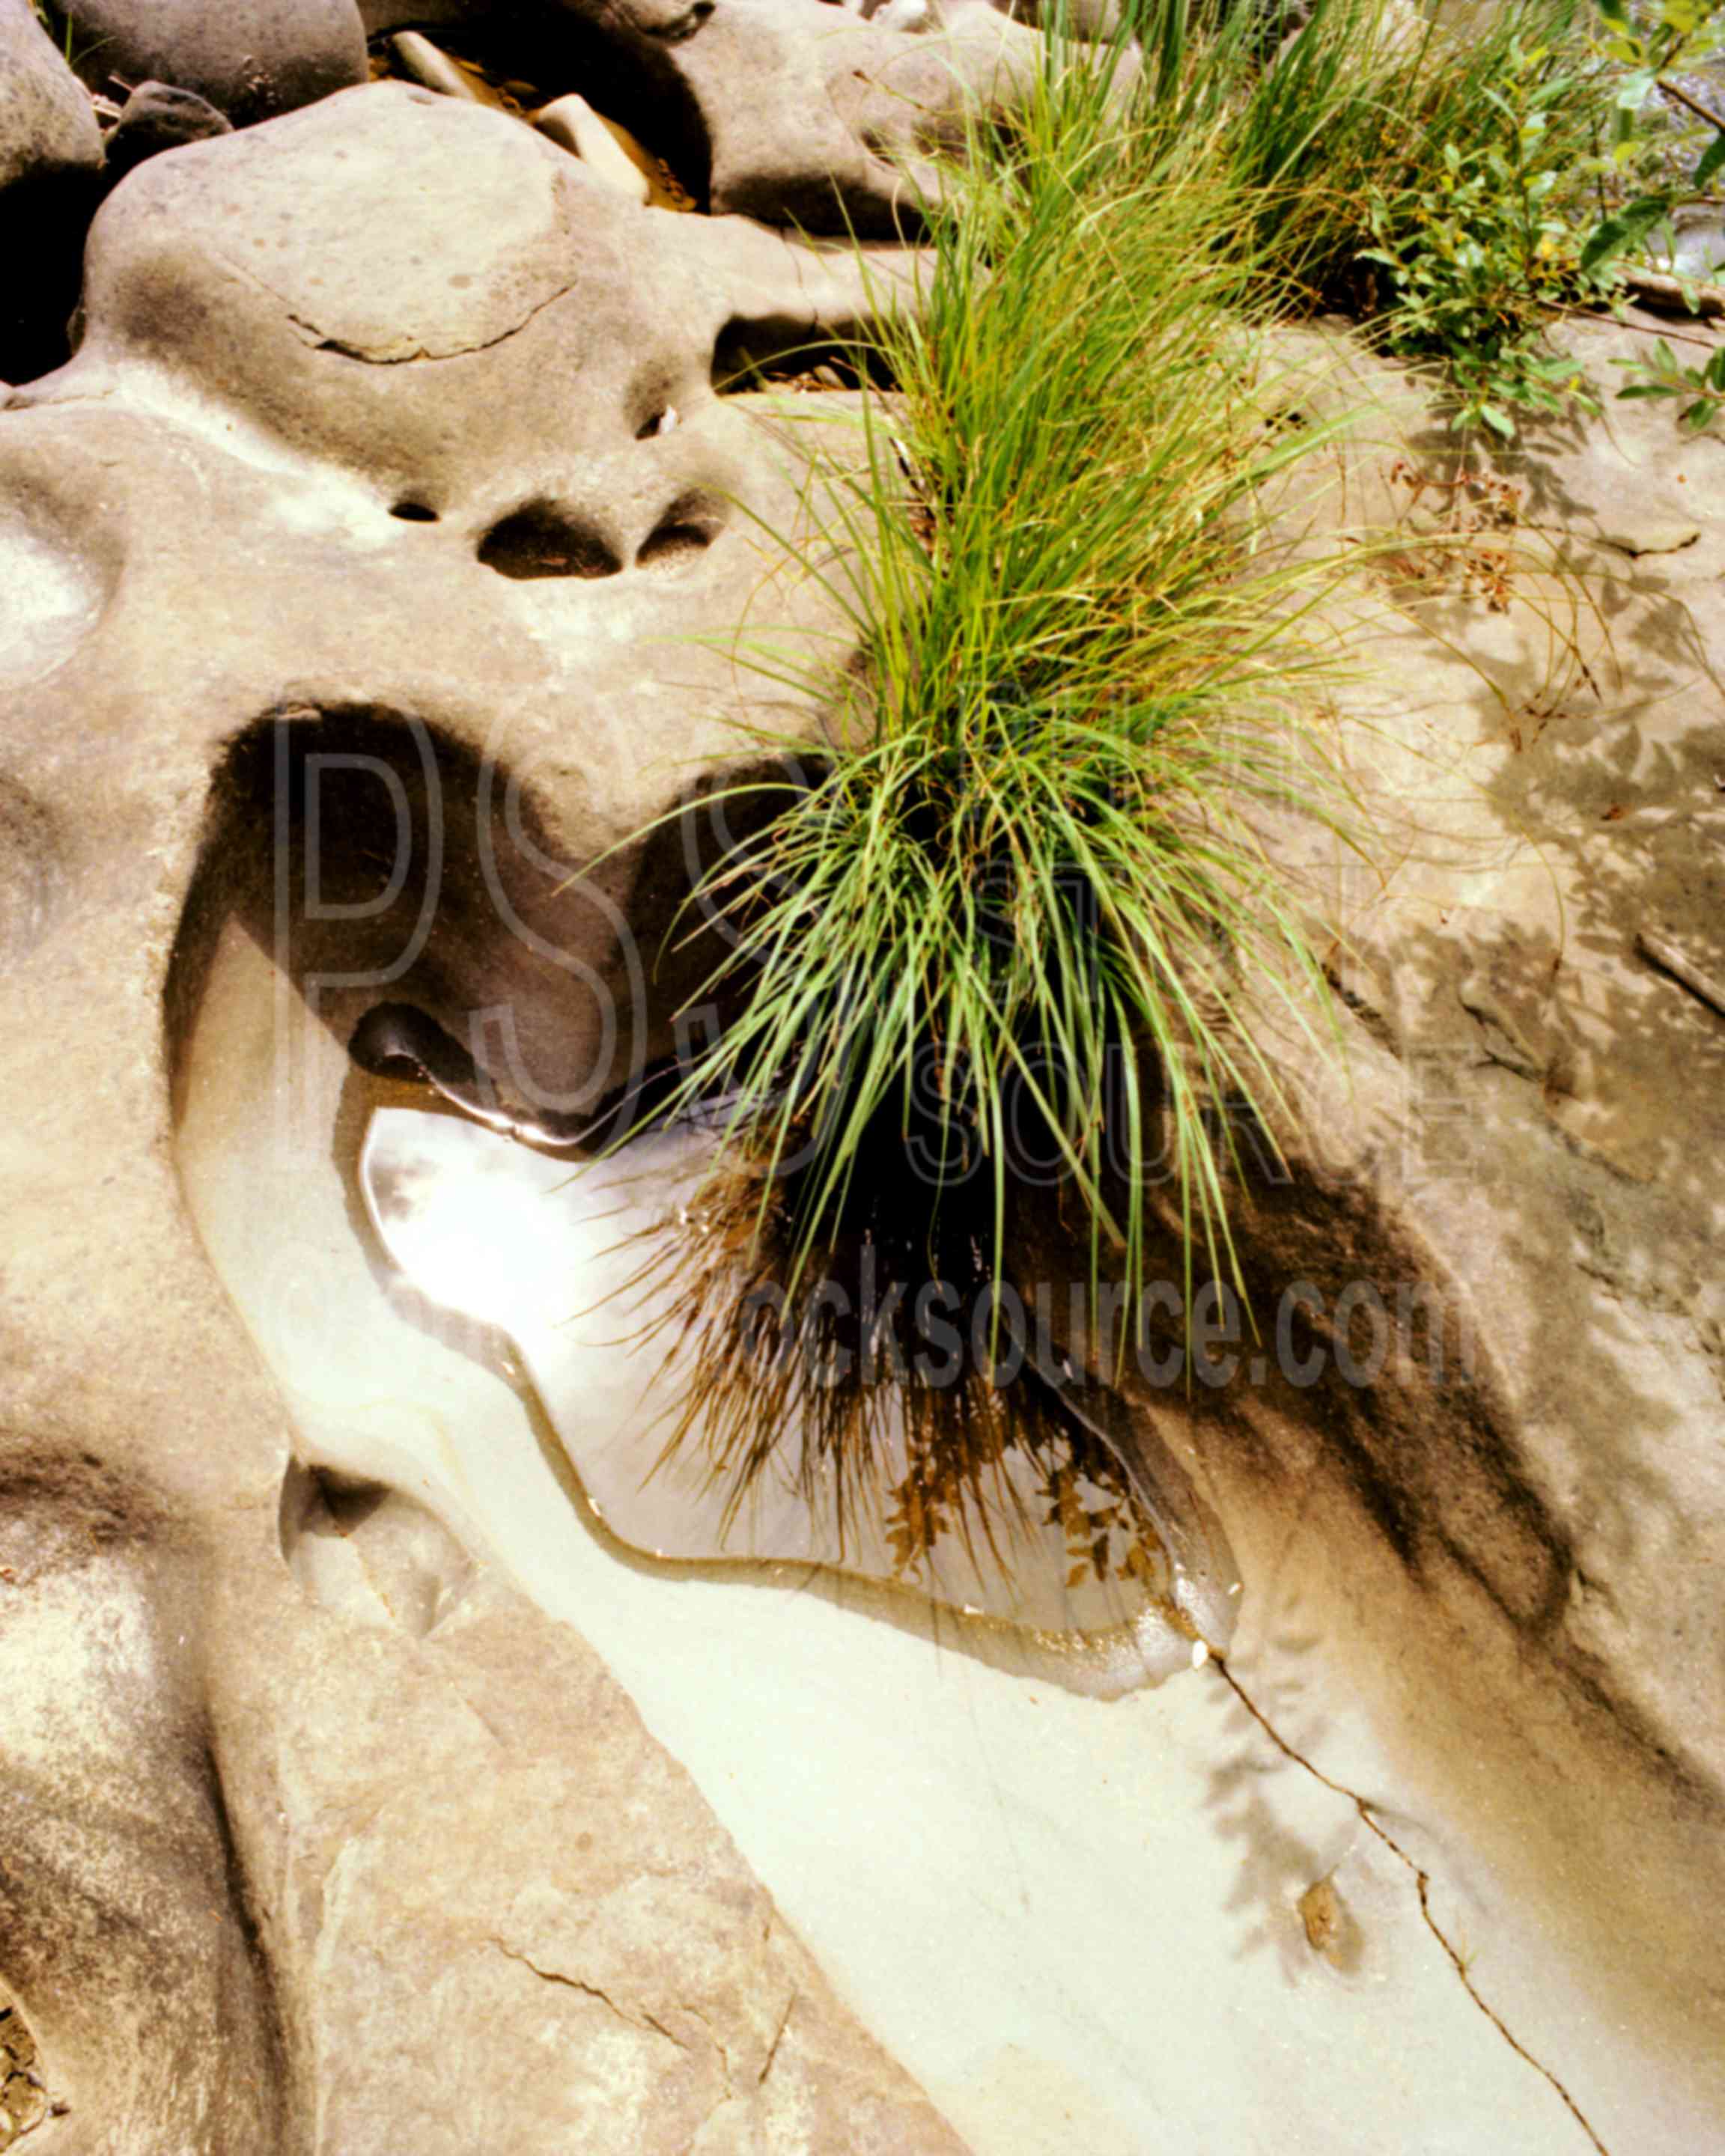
[
  {"xmin": 58, "ymin": 0, "xmax": 368, "ymax": 124},
  {"xmin": 103, "ymin": 79, "xmax": 233, "ymax": 186},
  {"xmin": 0, "ymin": 67, "xmax": 961, "ymax": 2152}
]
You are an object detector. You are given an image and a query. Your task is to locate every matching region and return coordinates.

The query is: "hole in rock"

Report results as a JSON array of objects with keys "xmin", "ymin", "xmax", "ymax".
[
  {"xmin": 636, "ymin": 517, "xmax": 715, "ymax": 571},
  {"xmin": 389, "ymin": 500, "xmax": 439, "ymax": 523},
  {"xmin": 659, "ymin": 0, "xmax": 714, "ymax": 38},
  {"xmin": 478, "ymin": 505, "xmax": 623, "ymax": 580},
  {"xmin": 712, "ymin": 331, "xmax": 885, "ymax": 396},
  {"xmin": 280, "ymin": 1461, "xmax": 476, "ymax": 1637},
  {"xmin": 365, "ymin": 17, "xmax": 714, "ymax": 207}
]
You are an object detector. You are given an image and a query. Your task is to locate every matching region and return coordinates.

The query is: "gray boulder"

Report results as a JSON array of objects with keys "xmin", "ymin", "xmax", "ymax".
[
  {"xmin": 363, "ymin": 0, "xmax": 1082, "ymax": 232},
  {"xmin": 103, "ymin": 79, "xmax": 233, "ymax": 186},
  {"xmin": 0, "ymin": 0, "xmax": 101, "ymax": 195},
  {"xmin": 58, "ymin": 0, "xmax": 368, "ymax": 124}
]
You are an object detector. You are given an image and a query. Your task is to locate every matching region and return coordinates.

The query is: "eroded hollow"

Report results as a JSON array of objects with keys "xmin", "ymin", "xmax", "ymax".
[
  {"xmin": 163, "ymin": 708, "xmax": 1220, "ymax": 1691},
  {"xmin": 279, "ymin": 1462, "xmax": 475, "ymax": 1638},
  {"xmin": 0, "ymin": 500, "xmax": 113, "ymax": 687},
  {"xmin": 478, "ymin": 505, "xmax": 622, "ymax": 580},
  {"xmin": 635, "ymin": 505, "xmax": 719, "ymax": 571}
]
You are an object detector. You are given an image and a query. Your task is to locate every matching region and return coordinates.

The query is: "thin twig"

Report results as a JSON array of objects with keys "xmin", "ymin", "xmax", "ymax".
[
  {"xmin": 1637, "ymin": 927, "xmax": 1725, "ymax": 1019},
  {"xmin": 1539, "ymin": 295, "xmax": 1720, "ymax": 346},
  {"xmin": 1658, "ymin": 75, "xmax": 1725, "ymax": 135},
  {"xmin": 1616, "ymin": 264, "xmax": 1725, "ymax": 320}
]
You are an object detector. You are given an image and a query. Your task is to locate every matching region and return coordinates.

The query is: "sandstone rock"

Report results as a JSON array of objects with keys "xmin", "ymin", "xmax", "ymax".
[
  {"xmin": 0, "ymin": 0, "xmax": 102, "ymax": 381},
  {"xmin": 0, "ymin": 73, "xmax": 961, "ymax": 2151},
  {"xmin": 18, "ymin": 79, "xmax": 923, "ymax": 1096},
  {"xmin": 872, "ymin": 0, "xmax": 936, "ymax": 32},
  {"xmin": 1, "ymin": 7, "xmax": 1721, "ymax": 2151},
  {"xmin": 215, "ymin": 1554, "xmax": 970, "ymax": 2155},
  {"xmin": 103, "ymin": 80, "xmax": 232, "ymax": 186},
  {"xmin": 0, "ymin": 0, "xmax": 101, "ymax": 195},
  {"xmin": 1071, "ymin": 313, "xmax": 1725, "ymax": 2147},
  {"xmin": 362, "ymin": 0, "xmax": 1082, "ymax": 232},
  {"xmin": 0, "ymin": 1452, "xmax": 286, "ymax": 2148},
  {"xmin": 58, "ymin": 0, "xmax": 368, "ymax": 125},
  {"xmin": 617, "ymin": 0, "xmax": 1065, "ymax": 231}
]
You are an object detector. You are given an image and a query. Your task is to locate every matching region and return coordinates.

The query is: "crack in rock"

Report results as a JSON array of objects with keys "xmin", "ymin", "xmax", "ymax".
[
  {"xmin": 758, "ymin": 1988, "xmax": 796, "ymax": 2086},
  {"xmin": 281, "ymin": 281, "xmax": 579, "ymax": 364},
  {"xmin": 213, "ymin": 248, "xmax": 581, "ymax": 364},
  {"xmin": 1218, "ymin": 1663, "xmax": 1612, "ymax": 2156},
  {"xmin": 490, "ymin": 1940, "xmax": 687, "ymax": 2049}
]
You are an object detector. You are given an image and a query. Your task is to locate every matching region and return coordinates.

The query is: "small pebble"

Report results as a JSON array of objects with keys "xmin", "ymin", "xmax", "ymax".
[{"xmin": 1298, "ymin": 1875, "xmax": 1345, "ymax": 1957}]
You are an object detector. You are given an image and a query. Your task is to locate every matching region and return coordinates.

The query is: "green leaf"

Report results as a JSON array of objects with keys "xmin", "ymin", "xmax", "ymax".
[
  {"xmin": 1480, "ymin": 402, "xmax": 1517, "ymax": 438},
  {"xmin": 1682, "ymin": 398, "xmax": 1718, "ymax": 430},
  {"xmin": 1697, "ymin": 130, "xmax": 1725, "ymax": 192},
  {"xmin": 1581, "ymin": 195, "xmax": 1676, "ymax": 272},
  {"xmin": 1706, "ymin": 344, "xmax": 1725, "ymax": 390},
  {"xmin": 1615, "ymin": 381, "xmax": 1681, "ymax": 398}
]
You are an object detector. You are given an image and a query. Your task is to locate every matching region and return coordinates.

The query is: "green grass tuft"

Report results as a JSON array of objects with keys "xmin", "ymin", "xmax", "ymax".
[
  {"xmin": 652, "ymin": 58, "xmax": 1366, "ymax": 1345},
  {"xmin": 612, "ymin": 3, "xmax": 1608, "ymax": 1564}
]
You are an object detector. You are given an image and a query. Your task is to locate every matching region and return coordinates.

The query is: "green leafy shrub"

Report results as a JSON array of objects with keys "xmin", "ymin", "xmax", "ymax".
[
  {"xmin": 1213, "ymin": 0, "xmax": 1605, "ymax": 296},
  {"xmin": 1119, "ymin": 0, "xmax": 1620, "ymax": 432},
  {"xmin": 1613, "ymin": 330, "xmax": 1725, "ymax": 424},
  {"xmin": 1359, "ymin": 48, "xmax": 1619, "ymax": 434},
  {"xmin": 1583, "ymin": 0, "xmax": 1725, "ymax": 257}
]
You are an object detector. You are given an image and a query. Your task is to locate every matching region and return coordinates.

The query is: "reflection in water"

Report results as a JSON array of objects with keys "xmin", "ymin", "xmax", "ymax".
[{"xmin": 360, "ymin": 1105, "xmax": 1240, "ymax": 1681}]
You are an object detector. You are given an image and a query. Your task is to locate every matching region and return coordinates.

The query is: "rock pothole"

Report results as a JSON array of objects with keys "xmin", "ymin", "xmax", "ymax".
[{"xmin": 479, "ymin": 503, "xmax": 624, "ymax": 580}]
